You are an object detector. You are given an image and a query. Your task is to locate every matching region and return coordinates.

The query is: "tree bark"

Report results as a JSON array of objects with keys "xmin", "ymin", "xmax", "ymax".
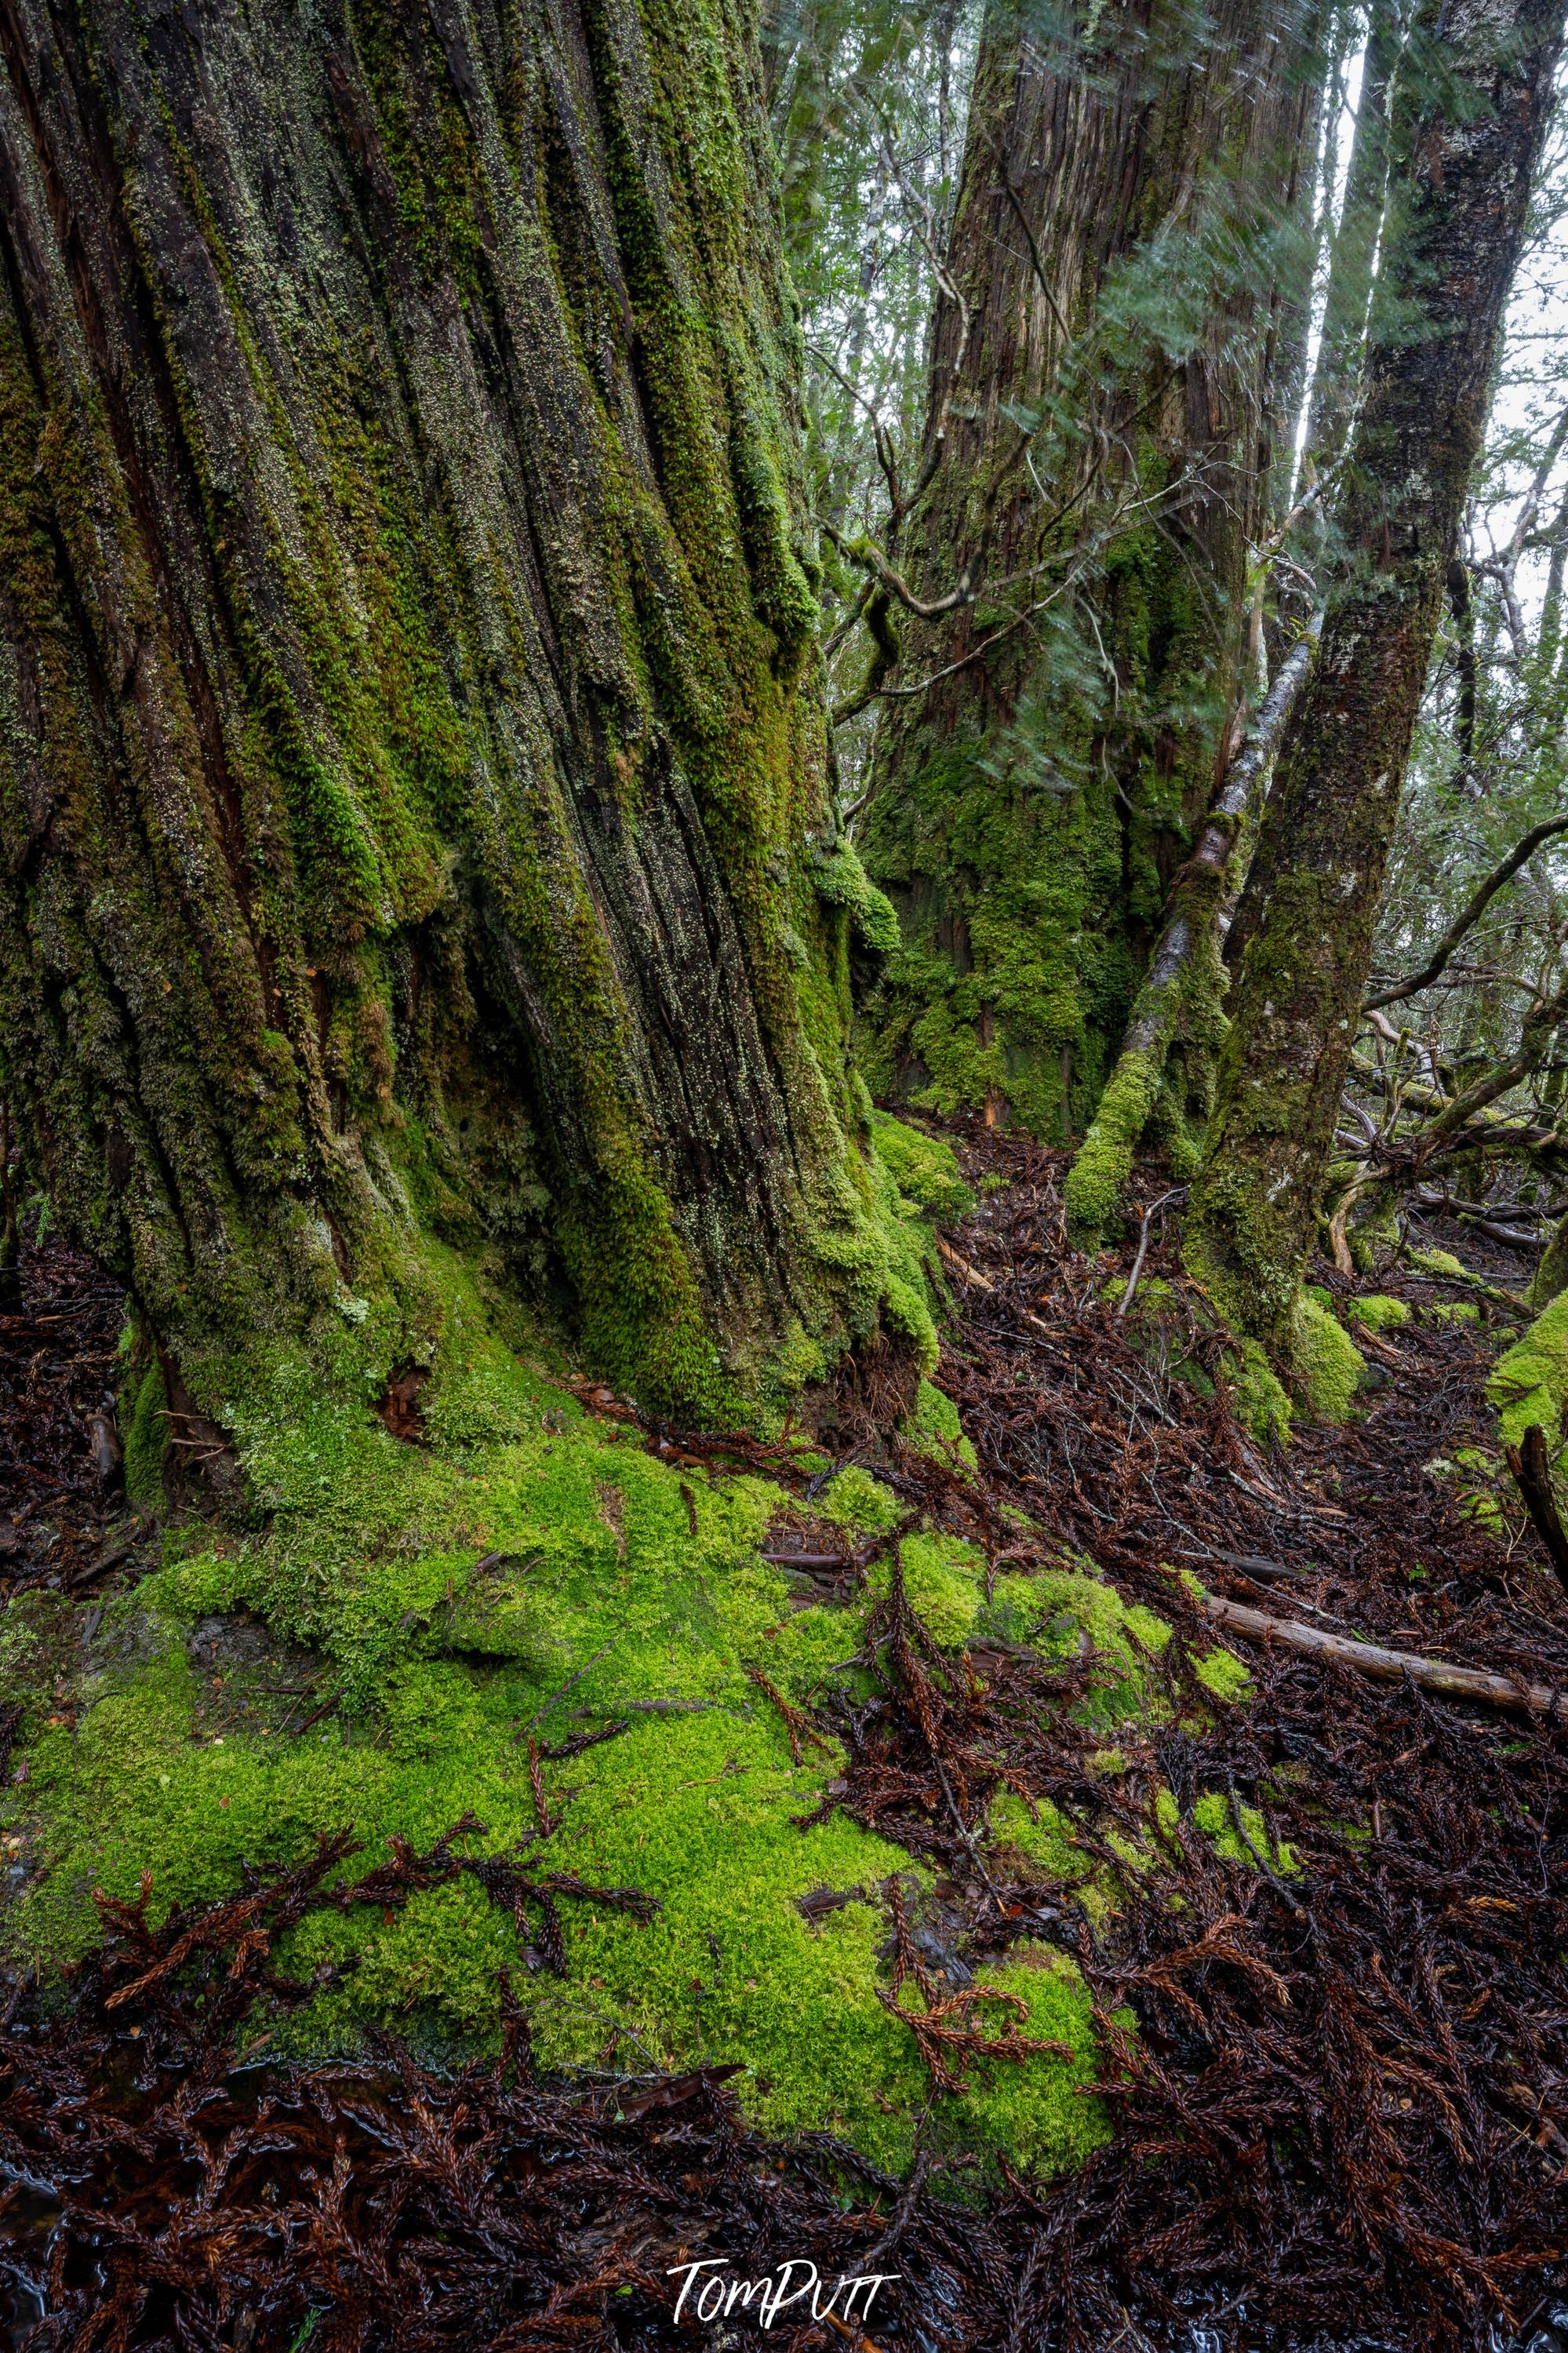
[
  {"xmin": 854, "ymin": 0, "xmax": 1320, "ymax": 1151},
  {"xmin": 1186, "ymin": 0, "xmax": 1568, "ymax": 1341},
  {"xmin": 1064, "ymin": 619, "xmax": 1319, "ymax": 1240},
  {"xmin": 0, "ymin": 0, "xmax": 908, "ymax": 1422},
  {"xmin": 1298, "ymin": 4, "xmax": 1403, "ymax": 493}
]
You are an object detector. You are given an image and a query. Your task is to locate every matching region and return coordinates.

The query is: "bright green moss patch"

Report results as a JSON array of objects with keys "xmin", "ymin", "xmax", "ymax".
[
  {"xmin": 947, "ymin": 1946, "xmax": 1115, "ymax": 2174},
  {"xmin": 1290, "ymin": 1291, "xmax": 1365, "ymax": 1422},
  {"xmin": 1423, "ymin": 1445, "xmax": 1509, "ymax": 1533},
  {"xmin": 907, "ymin": 1376, "xmax": 977, "ymax": 1471},
  {"xmin": 1489, "ymin": 1289, "xmax": 1568, "ymax": 1449},
  {"xmin": 1347, "ymin": 1294, "xmax": 1410, "ymax": 1333},
  {"xmin": 1192, "ymin": 1645, "xmax": 1250, "ymax": 1702},
  {"xmin": 868, "ymin": 1109, "xmax": 973, "ymax": 1222},
  {"xmin": 122, "ymin": 1353, "xmax": 169, "ymax": 1506},
  {"xmin": 1407, "ymin": 1247, "xmax": 1472, "ymax": 1284},
  {"xmin": 1231, "ymin": 1338, "xmax": 1293, "ymax": 1444},
  {"xmin": 0, "ymin": 1255, "xmax": 1137, "ymax": 2184}
]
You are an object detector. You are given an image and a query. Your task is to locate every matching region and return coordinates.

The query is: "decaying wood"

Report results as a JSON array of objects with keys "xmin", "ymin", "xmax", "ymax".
[{"xmin": 1198, "ymin": 1594, "xmax": 1563, "ymax": 1717}]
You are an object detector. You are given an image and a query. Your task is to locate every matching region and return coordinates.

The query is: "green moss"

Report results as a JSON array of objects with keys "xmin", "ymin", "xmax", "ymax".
[
  {"xmin": 1527, "ymin": 1211, "xmax": 1568, "ymax": 1309},
  {"xmin": 866, "ymin": 1532, "xmax": 984, "ymax": 1651},
  {"xmin": 0, "ymin": 0, "xmax": 959, "ymax": 1444},
  {"xmin": 907, "ymin": 1376, "xmax": 977, "ymax": 1471},
  {"xmin": 947, "ymin": 1945, "xmax": 1114, "ymax": 2176},
  {"xmin": 1191, "ymin": 1645, "xmax": 1250, "ymax": 1702},
  {"xmin": 988, "ymin": 1790, "xmax": 1083, "ymax": 1883},
  {"xmin": 1489, "ymin": 1288, "xmax": 1568, "ymax": 1448},
  {"xmin": 122, "ymin": 1355, "xmax": 169, "ymax": 1506},
  {"xmin": 868, "ymin": 1111, "xmax": 973, "ymax": 1222},
  {"xmin": 1407, "ymin": 1247, "xmax": 1472, "ymax": 1282},
  {"xmin": 1348, "ymin": 1293, "xmax": 1410, "ymax": 1332},
  {"xmin": 1290, "ymin": 1292, "xmax": 1365, "ymax": 1422},
  {"xmin": 1231, "ymin": 1338, "xmax": 1293, "ymax": 1444},
  {"xmin": 812, "ymin": 843, "xmax": 900, "ymax": 959},
  {"xmin": 1, "ymin": 1254, "xmax": 1126, "ymax": 2180},
  {"xmin": 1063, "ymin": 1047, "xmax": 1162, "ymax": 1244},
  {"xmin": 1184, "ymin": 1789, "xmax": 1296, "ymax": 1873},
  {"xmin": 1421, "ymin": 1444, "xmax": 1508, "ymax": 1534}
]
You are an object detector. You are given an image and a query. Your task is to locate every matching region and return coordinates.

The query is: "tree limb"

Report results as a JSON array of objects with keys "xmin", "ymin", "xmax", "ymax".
[
  {"xmin": 1504, "ymin": 1425, "xmax": 1568, "ymax": 1601},
  {"xmin": 1197, "ymin": 1594, "xmax": 1563, "ymax": 1716},
  {"xmin": 1404, "ymin": 967, "xmax": 1568, "ymax": 1162},
  {"xmin": 1366, "ymin": 811, "xmax": 1568, "ymax": 1010}
]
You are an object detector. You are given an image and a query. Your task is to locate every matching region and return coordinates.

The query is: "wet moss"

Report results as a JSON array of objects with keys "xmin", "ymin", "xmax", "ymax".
[
  {"xmin": 0, "ymin": 0, "xmax": 941, "ymax": 1441},
  {"xmin": 2, "ymin": 1249, "xmax": 1151, "ymax": 2181},
  {"xmin": 1489, "ymin": 1291, "xmax": 1568, "ymax": 1450},
  {"xmin": 1348, "ymin": 1294, "xmax": 1410, "ymax": 1333},
  {"xmin": 1290, "ymin": 1292, "xmax": 1366, "ymax": 1423}
]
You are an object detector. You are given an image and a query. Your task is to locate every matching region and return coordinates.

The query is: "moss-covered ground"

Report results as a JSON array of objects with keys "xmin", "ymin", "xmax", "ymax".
[
  {"xmin": 13, "ymin": 1120, "xmax": 1453, "ymax": 2203},
  {"xmin": 2, "ymin": 1226, "xmax": 1161, "ymax": 2185}
]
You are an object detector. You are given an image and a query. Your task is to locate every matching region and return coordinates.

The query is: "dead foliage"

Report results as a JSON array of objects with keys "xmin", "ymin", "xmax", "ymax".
[
  {"xmin": 0, "ymin": 1135, "xmax": 1566, "ymax": 2346},
  {"xmin": 799, "ymin": 1123, "xmax": 1568, "ymax": 2349}
]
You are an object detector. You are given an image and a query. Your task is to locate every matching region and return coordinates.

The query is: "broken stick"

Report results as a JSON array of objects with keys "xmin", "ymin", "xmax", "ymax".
[{"xmin": 1197, "ymin": 1594, "xmax": 1563, "ymax": 1717}]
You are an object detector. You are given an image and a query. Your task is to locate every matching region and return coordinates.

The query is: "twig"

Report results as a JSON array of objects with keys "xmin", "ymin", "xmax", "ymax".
[
  {"xmin": 1196, "ymin": 1594, "xmax": 1563, "ymax": 1716},
  {"xmin": 516, "ymin": 1641, "xmax": 617, "ymax": 1735},
  {"xmin": 1115, "ymin": 1190, "xmax": 1187, "ymax": 1320}
]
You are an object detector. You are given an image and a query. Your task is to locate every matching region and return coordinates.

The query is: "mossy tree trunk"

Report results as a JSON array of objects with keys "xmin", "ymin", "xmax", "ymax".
[
  {"xmin": 0, "ymin": 0, "xmax": 919, "ymax": 1428},
  {"xmin": 1186, "ymin": 0, "xmax": 1568, "ymax": 1341},
  {"xmin": 856, "ymin": 0, "xmax": 1318, "ymax": 1155}
]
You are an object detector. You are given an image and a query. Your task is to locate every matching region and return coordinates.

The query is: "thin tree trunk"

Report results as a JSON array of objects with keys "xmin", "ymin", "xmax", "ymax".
[
  {"xmin": 1064, "ymin": 621, "xmax": 1319, "ymax": 1240},
  {"xmin": 855, "ymin": 0, "xmax": 1319, "ymax": 1148},
  {"xmin": 1186, "ymin": 0, "xmax": 1568, "ymax": 1342},
  {"xmin": 0, "ymin": 0, "xmax": 907, "ymax": 1425},
  {"xmin": 1299, "ymin": 5, "xmax": 1403, "ymax": 490}
]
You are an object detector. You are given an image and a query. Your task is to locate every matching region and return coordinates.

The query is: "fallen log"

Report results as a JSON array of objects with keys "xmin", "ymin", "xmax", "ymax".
[{"xmin": 1196, "ymin": 1594, "xmax": 1563, "ymax": 1717}]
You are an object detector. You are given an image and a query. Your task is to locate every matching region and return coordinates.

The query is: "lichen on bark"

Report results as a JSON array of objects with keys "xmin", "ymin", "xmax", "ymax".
[{"xmin": 0, "ymin": 0, "xmax": 922, "ymax": 1423}]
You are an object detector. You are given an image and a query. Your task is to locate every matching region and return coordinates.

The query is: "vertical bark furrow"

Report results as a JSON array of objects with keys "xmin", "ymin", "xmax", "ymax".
[{"xmin": 0, "ymin": 0, "xmax": 898, "ymax": 1414}]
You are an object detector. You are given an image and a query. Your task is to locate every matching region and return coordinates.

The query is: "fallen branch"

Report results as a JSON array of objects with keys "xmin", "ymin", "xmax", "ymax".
[
  {"xmin": 937, "ymin": 1237, "xmax": 995, "ymax": 1291},
  {"xmin": 1197, "ymin": 1594, "xmax": 1563, "ymax": 1717}
]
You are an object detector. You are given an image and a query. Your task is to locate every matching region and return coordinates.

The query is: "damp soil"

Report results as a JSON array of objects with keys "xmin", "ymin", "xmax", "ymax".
[{"xmin": 0, "ymin": 1145, "xmax": 1564, "ymax": 2351}]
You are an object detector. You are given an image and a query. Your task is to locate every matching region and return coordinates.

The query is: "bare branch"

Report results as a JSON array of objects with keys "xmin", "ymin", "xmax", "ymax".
[
  {"xmin": 820, "ymin": 519, "xmax": 972, "ymax": 621},
  {"xmin": 1365, "ymin": 811, "xmax": 1568, "ymax": 1010}
]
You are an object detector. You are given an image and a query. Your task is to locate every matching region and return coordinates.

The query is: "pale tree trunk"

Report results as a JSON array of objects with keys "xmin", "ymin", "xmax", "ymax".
[
  {"xmin": 1186, "ymin": 0, "xmax": 1568, "ymax": 1342},
  {"xmin": 856, "ymin": 0, "xmax": 1319, "ymax": 1171},
  {"xmin": 0, "ymin": 0, "xmax": 907, "ymax": 1429},
  {"xmin": 1298, "ymin": 3, "xmax": 1404, "ymax": 493}
]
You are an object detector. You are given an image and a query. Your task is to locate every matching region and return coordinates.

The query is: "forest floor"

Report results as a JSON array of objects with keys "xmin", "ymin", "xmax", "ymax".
[{"xmin": 0, "ymin": 1127, "xmax": 1563, "ymax": 2352}]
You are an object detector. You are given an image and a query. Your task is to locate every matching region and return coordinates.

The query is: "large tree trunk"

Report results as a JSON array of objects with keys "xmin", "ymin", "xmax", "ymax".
[
  {"xmin": 0, "ymin": 0, "xmax": 910, "ymax": 1424},
  {"xmin": 1185, "ymin": 0, "xmax": 1568, "ymax": 1342},
  {"xmin": 854, "ymin": 0, "xmax": 1319, "ymax": 1161}
]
